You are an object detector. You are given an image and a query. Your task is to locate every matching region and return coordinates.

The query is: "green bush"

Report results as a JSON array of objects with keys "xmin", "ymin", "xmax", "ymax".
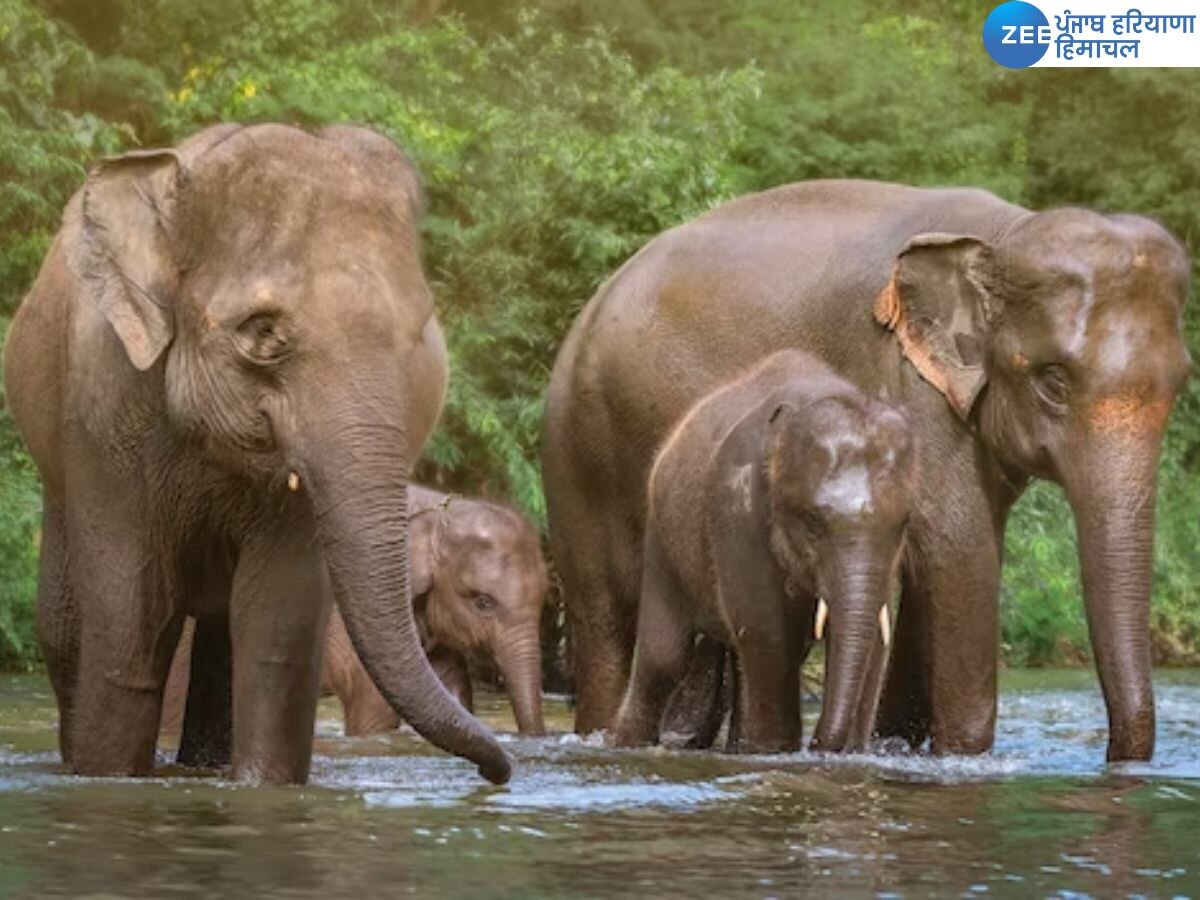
[
  {"xmin": 154, "ymin": 6, "xmax": 759, "ymax": 516},
  {"xmin": 0, "ymin": 316, "xmax": 40, "ymax": 670},
  {"xmin": 1, "ymin": 0, "xmax": 127, "ymax": 667}
]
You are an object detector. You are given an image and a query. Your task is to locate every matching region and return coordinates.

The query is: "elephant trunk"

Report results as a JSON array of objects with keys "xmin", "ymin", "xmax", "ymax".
[
  {"xmin": 1064, "ymin": 433, "xmax": 1162, "ymax": 762},
  {"xmin": 810, "ymin": 543, "xmax": 892, "ymax": 753},
  {"xmin": 495, "ymin": 624, "xmax": 545, "ymax": 736},
  {"xmin": 303, "ymin": 394, "xmax": 511, "ymax": 784}
]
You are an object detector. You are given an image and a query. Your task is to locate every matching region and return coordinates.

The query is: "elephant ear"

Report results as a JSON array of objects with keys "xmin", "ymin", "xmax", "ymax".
[
  {"xmin": 874, "ymin": 233, "xmax": 994, "ymax": 420},
  {"xmin": 408, "ymin": 511, "xmax": 438, "ymax": 601},
  {"xmin": 69, "ymin": 149, "xmax": 182, "ymax": 371}
]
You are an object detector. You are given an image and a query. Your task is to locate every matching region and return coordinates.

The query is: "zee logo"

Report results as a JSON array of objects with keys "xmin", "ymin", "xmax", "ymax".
[
  {"xmin": 1001, "ymin": 24, "xmax": 1053, "ymax": 44},
  {"xmin": 983, "ymin": 1, "xmax": 1052, "ymax": 68}
]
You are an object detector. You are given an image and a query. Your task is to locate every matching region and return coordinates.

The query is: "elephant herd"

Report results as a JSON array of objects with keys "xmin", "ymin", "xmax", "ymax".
[{"xmin": 3, "ymin": 123, "xmax": 1190, "ymax": 787}]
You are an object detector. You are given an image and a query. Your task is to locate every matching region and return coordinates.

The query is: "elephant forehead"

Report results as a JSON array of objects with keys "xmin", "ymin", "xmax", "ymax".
[
  {"xmin": 449, "ymin": 529, "xmax": 511, "ymax": 577},
  {"xmin": 1085, "ymin": 307, "xmax": 1150, "ymax": 370},
  {"xmin": 453, "ymin": 542, "xmax": 545, "ymax": 607},
  {"xmin": 1005, "ymin": 265, "xmax": 1181, "ymax": 370},
  {"xmin": 178, "ymin": 144, "xmax": 413, "ymax": 270},
  {"xmin": 1004, "ymin": 214, "xmax": 1184, "ymax": 319},
  {"xmin": 812, "ymin": 464, "xmax": 875, "ymax": 516},
  {"xmin": 197, "ymin": 269, "xmax": 305, "ymax": 323},
  {"xmin": 1080, "ymin": 300, "xmax": 1187, "ymax": 385}
]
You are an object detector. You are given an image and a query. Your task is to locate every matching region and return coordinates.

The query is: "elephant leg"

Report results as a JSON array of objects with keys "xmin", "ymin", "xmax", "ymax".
[
  {"xmin": 875, "ymin": 569, "xmax": 930, "ymax": 748},
  {"xmin": 877, "ymin": 512, "xmax": 1003, "ymax": 755},
  {"xmin": 611, "ymin": 541, "xmax": 694, "ymax": 747},
  {"xmin": 561, "ymin": 510, "xmax": 641, "ymax": 735},
  {"xmin": 659, "ymin": 636, "xmax": 729, "ymax": 749},
  {"xmin": 342, "ymin": 681, "xmax": 400, "ymax": 737},
  {"xmin": 730, "ymin": 604, "xmax": 801, "ymax": 753},
  {"xmin": 67, "ymin": 516, "xmax": 181, "ymax": 776},
  {"xmin": 35, "ymin": 495, "xmax": 78, "ymax": 766},
  {"xmin": 178, "ymin": 612, "xmax": 233, "ymax": 769},
  {"xmin": 159, "ymin": 618, "xmax": 191, "ymax": 742},
  {"xmin": 726, "ymin": 662, "xmax": 743, "ymax": 751},
  {"xmin": 429, "ymin": 646, "xmax": 473, "ymax": 713},
  {"xmin": 230, "ymin": 522, "xmax": 331, "ymax": 784},
  {"xmin": 572, "ymin": 597, "xmax": 633, "ymax": 734}
]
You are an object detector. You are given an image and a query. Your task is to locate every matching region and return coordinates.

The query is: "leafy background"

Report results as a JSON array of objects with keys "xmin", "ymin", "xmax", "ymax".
[{"xmin": 1, "ymin": 0, "xmax": 1198, "ymax": 674}]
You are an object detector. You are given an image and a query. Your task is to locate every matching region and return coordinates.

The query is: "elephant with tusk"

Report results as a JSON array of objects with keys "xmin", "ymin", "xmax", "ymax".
[
  {"xmin": 543, "ymin": 179, "xmax": 1190, "ymax": 761},
  {"xmin": 611, "ymin": 350, "xmax": 915, "ymax": 753},
  {"xmin": 4, "ymin": 123, "xmax": 512, "ymax": 784},
  {"xmin": 161, "ymin": 485, "xmax": 549, "ymax": 740}
]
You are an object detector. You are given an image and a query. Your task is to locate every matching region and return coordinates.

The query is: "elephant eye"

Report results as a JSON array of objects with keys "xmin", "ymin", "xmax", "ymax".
[
  {"xmin": 1033, "ymin": 364, "xmax": 1070, "ymax": 409},
  {"xmin": 236, "ymin": 313, "xmax": 292, "ymax": 366},
  {"xmin": 472, "ymin": 593, "xmax": 498, "ymax": 613}
]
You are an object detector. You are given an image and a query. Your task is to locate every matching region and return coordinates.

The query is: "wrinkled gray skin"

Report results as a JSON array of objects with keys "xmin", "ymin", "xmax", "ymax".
[
  {"xmin": 543, "ymin": 180, "xmax": 1190, "ymax": 761},
  {"xmin": 612, "ymin": 350, "xmax": 915, "ymax": 753},
  {"xmin": 161, "ymin": 485, "xmax": 548, "ymax": 739},
  {"xmin": 324, "ymin": 485, "xmax": 548, "ymax": 736},
  {"xmin": 3, "ymin": 123, "xmax": 510, "ymax": 784}
]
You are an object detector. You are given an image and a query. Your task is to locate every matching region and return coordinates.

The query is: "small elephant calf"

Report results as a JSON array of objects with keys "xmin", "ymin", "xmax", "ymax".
[
  {"xmin": 163, "ymin": 485, "xmax": 549, "ymax": 741},
  {"xmin": 322, "ymin": 486, "xmax": 549, "ymax": 736},
  {"xmin": 612, "ymin": 349, "xmax": 916, "ymax": 753}
]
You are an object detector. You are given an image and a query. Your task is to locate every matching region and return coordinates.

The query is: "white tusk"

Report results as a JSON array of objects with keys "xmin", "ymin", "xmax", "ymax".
[
  {"xmin": 287, "ymin": 471, "xmax": 301, "ymax": 492},
  {"xmin": 815, "ymin": 598, "xmax": 829, "ymax": 641},
  {"xmin": 879, "ymin": 605, "xmax": 891, "ymax": 648}
]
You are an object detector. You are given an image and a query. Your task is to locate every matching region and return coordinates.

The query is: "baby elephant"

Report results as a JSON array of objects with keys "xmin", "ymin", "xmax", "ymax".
[
  {"xmin": 163, "ymin": 485, "xmax": 548, "ymax": 740},
  {"xmin": 612, "ymin": 349, "xmax": 915, "ymax": 753},
  {"xmin": 321, "ymin": 488, "xmax": 549, "ymax": 736}
]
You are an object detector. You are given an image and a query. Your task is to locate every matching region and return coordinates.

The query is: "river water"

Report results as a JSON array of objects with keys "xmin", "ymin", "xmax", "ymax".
[{"xmin": 1, "ymin": 670, "xmax": 1199, "ymax": 898}]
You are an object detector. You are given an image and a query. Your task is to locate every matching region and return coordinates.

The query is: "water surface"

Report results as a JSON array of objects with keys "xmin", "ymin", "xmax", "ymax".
[{"xmin": 2, "ymin": 670, "xmax": 1199, "ymax": 897}]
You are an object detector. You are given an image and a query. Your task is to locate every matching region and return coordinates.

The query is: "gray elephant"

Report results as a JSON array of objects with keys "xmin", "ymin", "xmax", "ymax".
[
  {"xmin": 543, "ymin": 179, "xmax": 1190, "ymax": 761},
  {"xmin": 612, "ymin": 350, "xmax": 914, "ymax": 753},
  {"xmin": 324, "ymin": 485, "xmax": 549, "ymax": 736},
  {"xmin": 3, "ymin": 123, "xmax": 510, "ymax": 784},
  {"xmin": 160, "ymin": 485, "xmax": 549, "ymax": 739}
]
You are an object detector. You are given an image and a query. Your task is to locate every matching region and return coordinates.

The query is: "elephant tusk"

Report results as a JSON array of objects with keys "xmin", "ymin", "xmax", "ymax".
[
  {"xmin": 879, "ymin": 604, "xmax": 891, "ymax": 648},
  {"xmin": 815, "ymin": 598, "xmax": 829, "ymax": 641},
  {"xmin": 287, "ymin": 471, "xmax": 301, "ymax": 492}
]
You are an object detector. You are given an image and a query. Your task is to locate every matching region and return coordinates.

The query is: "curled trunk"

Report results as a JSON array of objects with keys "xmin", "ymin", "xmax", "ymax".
[{"xmin": 305, "ymin": 405, "xmax": 511, "ymax": 784}]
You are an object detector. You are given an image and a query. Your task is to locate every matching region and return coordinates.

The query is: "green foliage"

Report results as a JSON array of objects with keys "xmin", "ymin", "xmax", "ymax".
[
  {"xmin": 0, "ymin": 317, "xmax": 40, "ymax": 670},
  {"xmin": 0, "ymin": 1, "xmax": 126, "ymax": 666},
  {"xmin": 154, "ymin": 6, "xmax": 759, "ymax": 516},
  {"xmin": 0, "ymin": 0, "xmax": 126, "ymax": 313},
  {"xmin": 1, "ymin": 0, "xmax": 1199, "ymax": 669},
  {"xmin": 1001, "ymin": 485, "xmax": 1089, "ymax": 668}
]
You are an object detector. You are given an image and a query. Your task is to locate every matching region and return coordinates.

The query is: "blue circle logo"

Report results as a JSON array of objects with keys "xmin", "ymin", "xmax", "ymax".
[{"xmin": 983, "ymin": 1, "xmax": 1050, "ymax": 68}]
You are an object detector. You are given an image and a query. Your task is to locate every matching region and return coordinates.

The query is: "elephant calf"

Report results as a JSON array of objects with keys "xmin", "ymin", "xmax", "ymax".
[
  {"xmin": 321, "ymin": 486, "xmax": 548, "ymax": 737},
  {"xmin": 162, "ymin": 486, "xmax": 549, "ymax": 740},
  {"xmin": 612, "ymin": 349, "xmax": 916, "ymax": 753}
]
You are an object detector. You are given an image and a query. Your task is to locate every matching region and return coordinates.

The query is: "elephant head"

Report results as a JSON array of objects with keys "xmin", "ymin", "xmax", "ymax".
[
  {"xmin": 766, "ymin": 395, "xmax": 916, "ymax": 753},
  {"xmin": 410, "ymin": 495, "xmax": 549, "ymax": 735},
  {"xmin": 67, "ymin": 123, "xmax": 510, "ymax": 783},
  {"xmin": 875, "ymin": 210, "xmax": 1191, "ymax": 761}
]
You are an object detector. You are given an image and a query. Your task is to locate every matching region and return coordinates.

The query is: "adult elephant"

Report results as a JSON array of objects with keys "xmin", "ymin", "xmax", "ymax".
[
  {"xmin": 542, "ymin": 179, "xmax": 1190, "ymax": 761},
  {"xmin": 160, "ymin": 485, "xmax": 549, "ymax": 739},
  {"xmin": 3, "ymin": 123, "xmax": 511, "ymax": 784}
]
